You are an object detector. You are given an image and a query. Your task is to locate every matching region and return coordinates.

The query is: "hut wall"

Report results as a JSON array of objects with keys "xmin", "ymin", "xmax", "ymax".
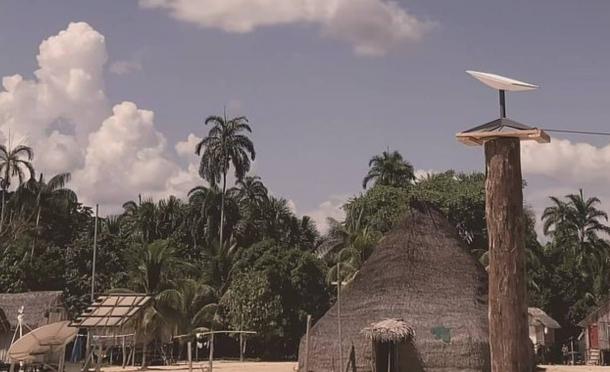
[
  {"xmin": 298, "ymin": 207, "xmax": 490, "ymax": 372},
  {"xmin": 596, "ymin": 309, "xmax": 610, "ymax": 350}
]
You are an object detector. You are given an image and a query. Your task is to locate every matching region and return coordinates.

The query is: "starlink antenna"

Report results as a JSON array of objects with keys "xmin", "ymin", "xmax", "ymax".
[
  {"xmin": 456, "ymin": 70, "xmax": 548, "ymax": 146},
  {"xmin": 466, "ymin": 70, "xmax": 538, "ymax": 118}
]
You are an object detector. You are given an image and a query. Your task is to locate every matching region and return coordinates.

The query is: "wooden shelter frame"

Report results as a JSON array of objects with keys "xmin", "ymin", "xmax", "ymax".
[{"xmin": 70, "ymin": 293, "xmax": 152, "ymax": 372}]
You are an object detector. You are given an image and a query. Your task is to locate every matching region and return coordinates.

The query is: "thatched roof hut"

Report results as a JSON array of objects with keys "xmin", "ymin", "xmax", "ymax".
[
  {"xmin": 362, "ymin": 319, "xmax": 415, "ymax": 344},
  {"xmin": 0, "ymin": 291, "xmax": 65, "ymax": 329},
  {"xmin": 299, "ymin": 205, "xmax": 490, "ymax": 371}
]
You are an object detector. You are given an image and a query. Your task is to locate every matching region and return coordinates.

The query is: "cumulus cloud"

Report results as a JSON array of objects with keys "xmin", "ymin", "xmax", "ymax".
[
  {"xmin": 0, "ymin": 22, "xmax": 200, "ymax": 210},
  {"xmin": 73, "ymin": 102, "xmax": 180, "ymax": 207},
  {"xmin": 138, "ymin": 0, "xmax": 432, "ymax": 56},
  {"xmin": 0, "ymin": 22, "xmax": 108, "ymax": 145},
  {"xmin": 522, "ymin": 138, "xmax": 610, "ymax": 238},
  {"xmin": 522, "ymin": 138, "xmax": 610, "ymax": 183},
  {"xmin": 175, "ymin": 133, "xmax": 202, "ymax": 158}
]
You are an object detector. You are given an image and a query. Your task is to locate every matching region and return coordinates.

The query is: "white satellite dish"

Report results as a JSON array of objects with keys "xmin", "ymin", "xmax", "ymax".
[{"xmin": 466, "ymin": 70, "xmax": 538, "ymax": 92}]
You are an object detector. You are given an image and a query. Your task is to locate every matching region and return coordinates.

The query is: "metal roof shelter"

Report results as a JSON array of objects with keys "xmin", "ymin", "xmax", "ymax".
[
  {"xmin": 71, "ymin": 293, "xmax": 152, "ymax": 329},
  {"xmin": 71, "ymin": 293, "xmax": 153, "ymax": 372}
]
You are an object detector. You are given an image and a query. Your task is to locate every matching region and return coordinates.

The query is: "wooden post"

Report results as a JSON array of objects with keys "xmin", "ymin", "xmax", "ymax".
[
  {"xmin": 122, "ymin": 336, "xmax": 127, "ymax": 368},
  {"xmin": 187, "ymin": 341, "xmax": 192, "ymax": 372},
  {"xmin": 304, "ymin": 315, "xmax": 311, "ymax": 372},
  {"xmin": 208, "ymin": 333, "xmax": 214, "ymax": 372},
  {"xmin": 95, "ymin": 343, "xmax": 103, "ymax": 372},
  {"xmin": 485, "ymin": 137, "xmax": 529, "ymax": 372},
  {"xmin": 58, "ymin": 345, "xmax": 66, "ymax": 372}
]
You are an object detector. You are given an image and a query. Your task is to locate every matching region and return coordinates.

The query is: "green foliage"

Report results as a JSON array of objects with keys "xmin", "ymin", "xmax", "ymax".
[
  {"xmin": 229, "ymin": 240, "xmax": 330, "ymax": 358},
  {"xmin": 344, "ymin": 185, "xmax": 411, "ymax": 234},
  {"xmin": 222, "ymin": 271, "xmax": 283, "ymax": 337}
]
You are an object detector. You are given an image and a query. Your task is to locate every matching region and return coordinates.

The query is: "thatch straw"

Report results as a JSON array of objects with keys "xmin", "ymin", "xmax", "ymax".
[
  {"xmin": 362, "ymin": 318, "xmax": 415, "ymax": 343},
  {"xmin": 0, "ymin": 291, "xmax": 64, "ymax": 329},
  {"xmin": 298, "ymin": 204, "xmax": 490, "ymax": 372},
  {"xmin": 528, "ymin": 307, "xmax": 560, "ymax": 329}
]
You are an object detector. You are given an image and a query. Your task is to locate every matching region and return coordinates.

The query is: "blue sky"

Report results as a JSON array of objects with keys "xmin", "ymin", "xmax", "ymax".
[{"xmin": 1, "ymin": 0, "xmax": 610, "ymax": 231}]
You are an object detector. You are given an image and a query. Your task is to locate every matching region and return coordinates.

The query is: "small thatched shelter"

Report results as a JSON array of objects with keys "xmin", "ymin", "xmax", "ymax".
[
  {"xmin": 299, "ymin": 205, "xmax": 490, "ymax": 371},
  {"xmin": 0, "ymin": 291, "xmax": 66, "ymax": 361},
  {"xmin": 528, "ymin": 307, "xmax": 560, "ymax": 347},
  {"xmin": 362, "ymin": 319, "xmax": 419, "ymax": 372}
]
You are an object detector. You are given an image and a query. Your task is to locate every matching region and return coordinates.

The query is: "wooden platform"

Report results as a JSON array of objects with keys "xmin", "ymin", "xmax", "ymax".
[{"xmin": 456, "ymin": 128, "xmax": 550, "ymax": 146}]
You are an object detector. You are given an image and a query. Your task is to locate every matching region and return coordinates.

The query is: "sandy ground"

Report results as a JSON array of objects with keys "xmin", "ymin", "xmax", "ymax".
[
  {"xmin": 541, "ymin": 366, "xmax": 610, "ymax": 372},
  {"xmin": 99, "ymin": 362, "xmax": 610, "ymax": 372},
  {"xmin": 101, "ymin": 361, "xmax": 296, "ymax": 372}
]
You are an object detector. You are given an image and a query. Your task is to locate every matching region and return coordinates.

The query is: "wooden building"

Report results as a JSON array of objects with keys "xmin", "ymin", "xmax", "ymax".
[
  {"xmin": 0, "ymin": 291, "xmax": 67, "ymax": 361},
  {"xmin": 528, "ymin": 307, "xmax": 560, "ymax": 347},
  {"xmin": 578, "ymin": 299, "xmax": 610, "ymax": 365}
]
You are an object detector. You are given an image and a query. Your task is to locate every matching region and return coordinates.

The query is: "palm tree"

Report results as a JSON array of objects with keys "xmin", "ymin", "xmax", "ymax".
[
  {"xmin": 318, "ymin": 207, "xmax": 380, "ymax": 282},
  {"xmin": 188, "ymin": 184, "xmax": 239, "ymax": 246},
  {"xmin": 19, "ymin": 172, "xmax": 77, "ymax": 257},
  {"xmin": 122, "ymin": 196, "xmax": 159, "ymax": 245},
  {"xmin": 156, "ymin": 279, "xmax": 218, "ymax": 339},
  {"xmin": 233, "ymin": 175, "xmax": 268, "ymax": 207},
  {"xmin": 362, "ymin": 150, "xmax": 415, "ymax": 189},
  {"xmin": 134, "ymin": 239, "xmax": 181, "ymax": 294},
  {"xmin": 542, "ymin": 189, "xmax": 610, "ymax": 290},
  {"xmin": 195, "ymin": 114, "xmax": 255, "ymax": 253},
  {"xmin": 0, "ymin": 143, "xmax": 34, "ymax": 232}
]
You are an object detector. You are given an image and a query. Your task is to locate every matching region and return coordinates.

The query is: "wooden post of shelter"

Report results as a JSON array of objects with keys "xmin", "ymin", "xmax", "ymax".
[
  {"xmin": 58, "ymin": 345, "xmax": 66, "ymax": 372},
  {"xmin": 457, "ymin": 71, "xmax": 549, "ymax": 372}
]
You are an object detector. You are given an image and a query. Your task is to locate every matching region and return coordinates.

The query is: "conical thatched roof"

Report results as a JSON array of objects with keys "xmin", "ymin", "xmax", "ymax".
[
  {"xmin": 299, "ymin": 205, "xmax": 490, "ymax": 371},
  {"xmin": 362, "ymin": 318, "xmax": 415, "ymax": 343},
  {"xmin": 0, "ymin": 291, "xmax": 64, "ymax": 330}
]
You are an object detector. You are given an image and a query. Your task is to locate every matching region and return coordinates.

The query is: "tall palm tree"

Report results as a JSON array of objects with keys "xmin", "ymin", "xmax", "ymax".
[
  {"xmin": 188, "ymin": 184, "xmax": 239, "ymax": 245},
  {"xmin": 362, "ymin": 150, "xmax": 415, "ymax": 189},
  {"xmin": 542, "ymin": 189, "xmax": 610, "ymax": 285},
  {"xmin": 0, "ymin": 143, "xmax": 34, "ymax": 233},
  {"xmin": 19, "ymin": 172, "xmax": 77, "ymax": 257},
  {"xmin": 195, "ymin": 114, "xmax": 255, "ymax": 253}
]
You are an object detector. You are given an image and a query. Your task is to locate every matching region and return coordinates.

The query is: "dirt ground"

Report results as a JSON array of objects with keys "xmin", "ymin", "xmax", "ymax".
[
  {"xmin": 102, "ymin": 361, "xmax": 296, "ymax": 372},
  {"xmin": 541, "ymin": 366, "xmax": 610, "ymax": 372}
]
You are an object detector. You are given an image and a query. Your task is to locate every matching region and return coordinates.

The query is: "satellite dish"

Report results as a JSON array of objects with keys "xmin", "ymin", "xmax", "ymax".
[{"xmin": 466, "ymin": 70, "xmax": 538, "ymax": 92}]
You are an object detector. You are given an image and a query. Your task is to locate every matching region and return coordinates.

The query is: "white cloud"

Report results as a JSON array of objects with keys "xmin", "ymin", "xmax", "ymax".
[
  {"xmin": 175, "ymin": 133, "xmax": 202, "ymax": 158},
  {"xmin": 109, "ymin": 60, "xmax": 143, "ymax": 75},
  {"xmin": 0, "ymin": 22, "xmax": 200, "ymax": 211},
  {"xmin": 72, "ymin": 102, "xmax": 182, "ymax": 207},
  {"xmin": 522, "ymin": 138, "xmax": 610, "ymax": 239},
  {"xmin": 302, "ymin": 195, "xmax": 348, "ymax": 233},
  {"xmin": 138, "ymin": 0, "xmax": 432, "ymax": 56},
  {"xmin": 522, "ymin": 138, "xmax": 610, "ymax": 183}
]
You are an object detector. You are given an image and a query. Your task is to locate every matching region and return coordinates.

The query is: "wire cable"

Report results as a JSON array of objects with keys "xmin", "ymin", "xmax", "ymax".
[{"xmin": 543, "ymin": 128, "xmax": 610, "ymax": 137}]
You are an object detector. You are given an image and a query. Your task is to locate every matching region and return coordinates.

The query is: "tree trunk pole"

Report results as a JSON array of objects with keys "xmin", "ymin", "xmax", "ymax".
[
  {"xmin": 485, "ymin": 138, "xmax": 530, "ymax": 372},
  {"xmin": 304, "ymin": 314, "xmax": 311, "ymax": 372},
  {"xmin": 208, "ymin": 333, "xmax": 214, "ymax": 372}
]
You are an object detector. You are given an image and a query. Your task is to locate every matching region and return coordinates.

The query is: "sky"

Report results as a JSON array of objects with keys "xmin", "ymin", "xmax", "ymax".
[{"xmin": 1, "ymin": 0, "xmax": 610, "ymax": 233}]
